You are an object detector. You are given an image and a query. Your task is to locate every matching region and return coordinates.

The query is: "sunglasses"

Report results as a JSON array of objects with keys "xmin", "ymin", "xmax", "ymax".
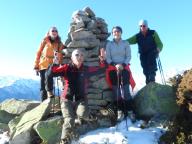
[
  {"xmin": 140, "ymin": 25, "xmax": 146, "ymax": 28},
  {"xmin": 52, "ymin": 30, "xmax": 58, "ymax": 32},
  {"xmin": 75, "ymin": 53, "xmax": 83, "ymax": 57}
]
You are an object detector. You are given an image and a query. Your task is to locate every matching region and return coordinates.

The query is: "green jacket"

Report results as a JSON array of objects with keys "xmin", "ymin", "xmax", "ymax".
[{"xmin": 127, "ymin": 30, "xmax": 163, "ymax": 51}]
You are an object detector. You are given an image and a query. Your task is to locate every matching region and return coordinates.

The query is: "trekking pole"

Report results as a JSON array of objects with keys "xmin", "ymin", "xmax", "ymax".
[
  {"xmin": 51, "ymin": 50, "xmax": 60, "ymax": 116},
  {"xmin": 116, "ymin": 70, "xmax": 128, "ymax": 131},
  {"xmin": 119, "ymin": 71, "xmax": 128, "ymax": 131},
  {"xmin": 115, "ymin": 70, "xmax": 120, "ymax": 131},
  {"xmin": 157, "ymin": 56, "xmax": 166, "ymax": 85},
  {"xmin": 51, "ymin": 78, "xmax": 56, "ymax": 117},
  {"xmin": 56, "ymin": 77, "xmax": 61, "ymax": 112}
]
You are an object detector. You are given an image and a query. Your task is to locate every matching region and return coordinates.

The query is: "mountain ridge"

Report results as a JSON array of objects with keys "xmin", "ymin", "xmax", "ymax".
[{"xmin": 0, "ymin": 76, "xmax": 40, "ymax": 102}]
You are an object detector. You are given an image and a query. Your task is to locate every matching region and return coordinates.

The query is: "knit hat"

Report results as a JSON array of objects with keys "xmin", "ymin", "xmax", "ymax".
[{"xmin": 139, "ymin": 19, "xmax": 148, "ymax": 27}]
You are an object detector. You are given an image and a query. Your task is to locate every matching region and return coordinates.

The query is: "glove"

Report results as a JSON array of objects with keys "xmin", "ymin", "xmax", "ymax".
[
  {"xmin": 156, "ymin": 48, "xmax": 160, "ymax": 58},
  {"xmin": 36, "ymin": 70, "xmax": 39, "ymax": 76},
  {"xmin": 34, "ymin": 68, "xmax": 39, "ymax": 76},
  {"xmin": 34, "ymin": 66, "xmax": 39, "ymax": 76},
  {"xmin": 34, "ymin": 63, "xmax": 39, "ymax": 70}
]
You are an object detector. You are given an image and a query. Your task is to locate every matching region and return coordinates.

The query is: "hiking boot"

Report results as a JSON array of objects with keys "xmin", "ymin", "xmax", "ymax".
[
  {"xmin": 71, "ymin": 130, "xmax": 79, "ymax": 140},
  {"xmin": 60, "ymin": 131, "xmax": 72, "ymax": 144},
  {"xmin": 60, "ymin": 137, "xmax": 71, "ymax": 144},
  {"xmin": 75, "ymin": 118, "xmax": 83, "ymax": 126},
  {"xmin": 40, "ymin": 90, "xmax": 47, "ymax": 101},
  {"xmin": 47, "ymin": 91, "xmax": 54, "ymax": 98},
  {"xmin": 128, "ymin": 111, "xmax": 136, "ymax": 123},
  {"xmin": 117, "ymin": 110, "xmax": 124, "ymax": 121},
  {"xmin": 139, "ymin": 120, "xmax": 148, "ymax": 129}
]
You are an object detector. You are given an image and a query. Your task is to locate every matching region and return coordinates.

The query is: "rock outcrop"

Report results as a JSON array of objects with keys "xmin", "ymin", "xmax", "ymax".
[
  {"xmin": 0, "ymin": 98, "xmax": 39, "ymax": 115},
  {"xmin": 9, "ymin": 99, "xmax": 51, "ymax": 144},
  {"xmin": 134, "ymin": 82, "xmax": 179, "ymax": 119},
  {"xmin": 0, "ymin": 98, "xmax": 114, "ymax": 144}
]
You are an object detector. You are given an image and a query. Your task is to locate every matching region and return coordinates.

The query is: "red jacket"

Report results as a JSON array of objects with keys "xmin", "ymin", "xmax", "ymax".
[{"xmin": 105, "ymin": 64, "xmax": 136, "ymax": 91}]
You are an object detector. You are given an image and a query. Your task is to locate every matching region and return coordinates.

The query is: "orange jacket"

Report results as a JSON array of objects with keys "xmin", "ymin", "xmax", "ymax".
[{"xmin": 34, "ymin": 37, "xmax": 64, "ymax": 70}]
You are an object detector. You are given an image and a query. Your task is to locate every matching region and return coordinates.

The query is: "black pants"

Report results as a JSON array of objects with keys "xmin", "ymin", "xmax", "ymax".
[
  {"xmin": 39, "ymin": 69, "xmax": 47, "ymax": 101},
  {"xmin": 109, "ymin": 69, "xmax": 133, "ymax": 115},
  {"xmin": 140, "ymin": 50, "xmax": 157, "ymax": 84},
  {"xmin": 109, "ymin": 69, "xmax": 129, "ymax": 86},
  {"xmin": 45, "ymin": 66, "xmax": 62, "ymax": 92}
]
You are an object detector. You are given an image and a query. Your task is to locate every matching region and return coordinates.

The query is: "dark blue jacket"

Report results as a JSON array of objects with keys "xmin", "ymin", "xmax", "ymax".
[{"xmin": 136, "ymin": 29, "xmax": 157, "ymax": 53}]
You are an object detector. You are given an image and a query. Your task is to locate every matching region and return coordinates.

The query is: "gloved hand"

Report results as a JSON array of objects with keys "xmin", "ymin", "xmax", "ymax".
[
  {"xmin": 34, "ymin": 66, "xmax": 39, "ymax": 70},
  {"xmin": 36, "ymin": 71, "xmax": 39, "ymax": 76},
  {"xmin": 156, "ymin": 48, "xmax": 161, "ymax": 58},
  {"xmin": 34, "ymin": 66, "xmax": 39, "ymax": 76}
]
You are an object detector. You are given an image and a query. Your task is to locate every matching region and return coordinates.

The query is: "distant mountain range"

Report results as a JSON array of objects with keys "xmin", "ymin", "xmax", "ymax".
[{"xmin": 0, "ymin": 76, "xmax": 40, "ymax": 102}]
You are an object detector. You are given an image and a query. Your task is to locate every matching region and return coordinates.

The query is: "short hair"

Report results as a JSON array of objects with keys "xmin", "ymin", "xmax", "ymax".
[{"xmin": 112, "ymin": 26, "xmax": 122, "ymax": 33}]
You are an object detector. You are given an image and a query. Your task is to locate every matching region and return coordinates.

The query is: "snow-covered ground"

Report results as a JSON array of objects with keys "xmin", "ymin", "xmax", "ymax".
[
  {"xmin": 0, "ymin": 131, "xmax": 9, "ymax": 144},
  {"xmin": 77, "ymin": 118, "xmax": 165, "ymax": 144}
]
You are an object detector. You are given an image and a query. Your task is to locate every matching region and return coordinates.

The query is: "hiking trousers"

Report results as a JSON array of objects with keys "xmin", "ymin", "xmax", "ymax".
[
  {"xmin": 112, "ymin": 84, "xmax": 133, "ymax": 116},
  {"xmin": 60, "ymin": 99, "xmax": 89, "ymax": 140},
  {"xmin": 39, "ymin": 69, "xmax": 48, "ymax": 101},
  {"xmin": 109, "ymin": 69, "xmax": 129, "ymax": 86},
  {"xmin": 140, "ymin": 50, "xmax": 157, "ymax": 84}
]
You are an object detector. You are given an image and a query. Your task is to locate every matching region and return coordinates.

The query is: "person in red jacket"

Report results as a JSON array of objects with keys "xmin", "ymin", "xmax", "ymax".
[{"xmin": 45, "ymin": 49, "xmax": 105, "ymax": 143}]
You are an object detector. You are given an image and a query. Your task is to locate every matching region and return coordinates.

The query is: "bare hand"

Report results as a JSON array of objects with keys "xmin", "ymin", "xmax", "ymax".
[
  {"xmin": 115, "ymin": 64, "xmax": 123, "ymax": 71},
  {"xmin": 98, "ymin": 56, "xmax": 105, "ymax": 62}
]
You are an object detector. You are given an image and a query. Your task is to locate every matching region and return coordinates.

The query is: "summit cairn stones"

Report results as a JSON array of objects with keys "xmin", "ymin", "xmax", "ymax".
[{"xmin": 63, "ymin": 7, "xmax": 112, "ymax": 110}]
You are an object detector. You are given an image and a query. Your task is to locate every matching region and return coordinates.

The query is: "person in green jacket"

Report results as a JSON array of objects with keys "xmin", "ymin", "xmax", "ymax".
[{"xmin": 127, "ymin": 19, "xmax": 163, "ymax": 84}]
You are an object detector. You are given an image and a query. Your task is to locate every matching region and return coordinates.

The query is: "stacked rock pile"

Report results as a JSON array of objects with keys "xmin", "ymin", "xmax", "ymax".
[{"xmin": 63, "ymin": 7, "xmax": 112, "ymax": 110}]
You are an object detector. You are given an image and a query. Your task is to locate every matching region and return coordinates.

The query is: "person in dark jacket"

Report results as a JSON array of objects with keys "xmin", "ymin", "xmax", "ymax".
[
  {"xmin": 127, "ymin": 20, "xmax": 163, "ymax": 84},
  {"xmin": 45, "ymin": 49, "xmax": 104, "ymax": 144}
]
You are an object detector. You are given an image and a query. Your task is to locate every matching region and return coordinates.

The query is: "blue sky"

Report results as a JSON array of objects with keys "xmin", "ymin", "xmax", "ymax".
[{"xmin": 0, "ymin": 0, "xmax": 191, "ymax": 78}]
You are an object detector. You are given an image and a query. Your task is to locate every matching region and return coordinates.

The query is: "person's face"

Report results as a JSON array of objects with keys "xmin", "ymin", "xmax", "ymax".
[
  {"xmin": 49, "ymin": 28, "xmax": 58, "ymax": 38},
  {"xmin": 140, "ymin": 24, "xmax": 148, "ymax": 33},
  {"xmin": 71, "ymin": 51, "xmax": 84, "ymax": 67},
  {"xmin": 112, "ymin": 28, "xmax": 122, "ymax": 40}
]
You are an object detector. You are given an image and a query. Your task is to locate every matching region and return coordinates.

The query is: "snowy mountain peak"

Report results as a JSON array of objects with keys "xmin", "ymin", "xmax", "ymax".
[{"xmin": 0, "ymin": 76, "xmax": 40, "ymax": 102}]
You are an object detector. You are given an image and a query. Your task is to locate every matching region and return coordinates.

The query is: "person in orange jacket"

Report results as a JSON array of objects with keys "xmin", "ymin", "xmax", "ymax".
[{"xmin": 34, "ymin": 26, "xmax": 64, "ymax": 101}]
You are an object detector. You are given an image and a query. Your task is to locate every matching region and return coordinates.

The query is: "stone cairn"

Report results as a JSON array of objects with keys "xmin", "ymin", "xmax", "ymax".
[{"xmin": 63, "ymin": 7, "xmax": 113, "ymax": 111}]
